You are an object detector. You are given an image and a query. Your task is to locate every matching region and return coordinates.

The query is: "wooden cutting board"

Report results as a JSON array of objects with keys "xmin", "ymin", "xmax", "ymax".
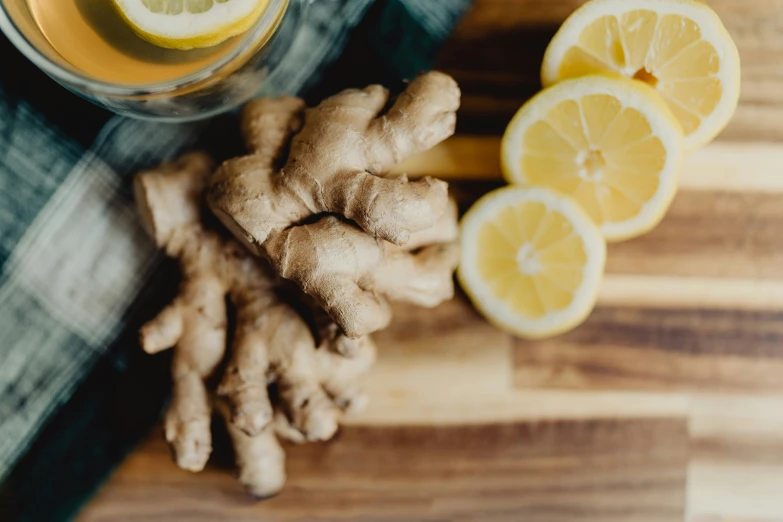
[{"xmin": 78, "ymin": 1, "xmax": 783, "ymax": 521}]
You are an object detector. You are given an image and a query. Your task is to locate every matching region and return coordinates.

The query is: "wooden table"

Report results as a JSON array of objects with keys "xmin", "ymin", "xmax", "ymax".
[{"xmin": 78, "ymin": 1, "xmax": 783, "ymax": 520}]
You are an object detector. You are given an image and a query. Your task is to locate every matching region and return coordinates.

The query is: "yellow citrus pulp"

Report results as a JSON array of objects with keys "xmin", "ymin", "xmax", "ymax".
[
  {"xmin": 501, "ymin": 74, "xmax": 685, "ymax": 241},
  {"xmin": 458, "ymin": 186, "xmax": 606, "ymax": 339},
  {"xmin": 112, "ymin": 0, "xmax": 269, "ymax": 50},
  {"xmin": 541, "ymin": 0, "xmax": 740, "ymax": 150}
]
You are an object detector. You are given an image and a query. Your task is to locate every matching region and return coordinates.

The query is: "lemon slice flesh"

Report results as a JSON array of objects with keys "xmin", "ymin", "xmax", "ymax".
[
  {"xmin": 502, "ymin": 74, "xmax": 684, "ymax": 242},
  {"xmin": 458, "ymin": 186, "xmax": 606, "ymax": 340},
  {"xmin": 112, "ymin": 0, "xmax": 269, "ymax": 50},
  {"xmin": 542, "ymin": 0, "xmax": 740, "ymax": 150}
]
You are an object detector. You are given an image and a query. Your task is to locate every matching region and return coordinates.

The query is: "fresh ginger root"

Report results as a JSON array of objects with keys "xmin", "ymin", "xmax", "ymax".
[
  {"xmin": 134, "ymin": 154, "xmax": 376, "ymax": 496},
  {"xmin": 134, "ymin": 72, "xmax": 463, "ymax": 496},
  {"xmin": 209, "ymin": 71, "xmax": 461, "ymax": 338}
]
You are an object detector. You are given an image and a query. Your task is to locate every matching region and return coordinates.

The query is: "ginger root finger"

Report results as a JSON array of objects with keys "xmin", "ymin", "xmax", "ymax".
[
  {"xmin": 139, "ymin": 300, "xmax": 184, "ymax": 354},
  {"xmin": 136, "ymin": 154, "xmax": 230, "ymax": 473},
  {"xmin": 404, "ymin": 197, "xmax": 460, "ymax": 249},
  {"xmin": 318, "ymin": 333, "xmax": 377, "ymax": 414},
  {"xmin": 366, "ymin": 70, "xmax": 461, "ymax": 174},
  {"xmin": 165, "ymin": 372, "xmax": 214, "ymax": 472},
  {"xmin": 241, "ymin": 96, "xmax": 305, "ymax": 161},
  {"xmin": 134, "ymin": 153, "xmax": 214, "ymax": 247},
  {"xmin": 163, "ymin": 282, "xmax": 228, "ymax": 472},
  {"xmin": 272, "ymin": 332, "xmax": 376, "ymax": 444},
  {"xmin": 215, "ymin": 399, "xmax": 286, "ymax": 498},
  {"xmin": 314, "ymin": 311, "xmax": 367, "ymax": 358},
  {"xmin": 374, "ymin": 243, "xmax": 461, "ymax": 308},
  {"xmin": 326, "ymin": 170, "xmax": 448, "ymax": 246},
  {"xmin": 266, "ymin": 306, "xmax": 341, "ymax": 442},
  {"xmin": 315, "ymin": 84, "xmax": 390, "ymax": 132},
  {"xmin": 372, "ymin": 198, "xmax": 460, "ymax": 307},
  {"xmin": 216, "ymin": 246, "xmax": 278, "ymax": 437},
  {"xmin": 216, "ymin": 331, "xmax": 273, "ymax": 438}
]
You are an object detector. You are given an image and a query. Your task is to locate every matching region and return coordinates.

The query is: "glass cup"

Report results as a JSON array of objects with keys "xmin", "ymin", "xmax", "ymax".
[{"xmin": 0, "ymin": 0, "xmax": 305, "ymax": 121}]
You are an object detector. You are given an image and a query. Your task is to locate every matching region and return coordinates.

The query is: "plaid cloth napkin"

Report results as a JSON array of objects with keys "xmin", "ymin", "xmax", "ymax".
[{"xmin": 0, "ymin": 1, "xmax": 470, "ymax": 520}]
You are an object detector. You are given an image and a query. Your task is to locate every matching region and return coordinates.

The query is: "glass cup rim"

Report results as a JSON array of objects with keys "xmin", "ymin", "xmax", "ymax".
[{"xmin": 0, "ymin": 0, "xmax": 290, "ymax": 97}]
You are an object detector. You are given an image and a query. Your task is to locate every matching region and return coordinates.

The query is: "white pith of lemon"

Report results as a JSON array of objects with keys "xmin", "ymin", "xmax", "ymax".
[
  {"xmin": 501, "ymin": 74, "xmax": 685, "ymax": 242},
  {"xmin": 112, "ymin": 0, "xmax": 269, "ymax": 50},
  {"xmin": 458, "ymin": 186, "xmax": 606, "ymax": 340},
  {"xmin": 541, "ymin": 0, "xmax": 741, "ymax": 150}
]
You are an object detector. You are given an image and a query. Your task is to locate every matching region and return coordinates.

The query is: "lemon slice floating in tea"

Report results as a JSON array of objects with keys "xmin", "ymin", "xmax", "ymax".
[
  {"xmin": 541, "ymin": 0, "xmax": 741, "ymax": 150},
  {"xmin": 502, "ymin": 74, "xmax": 684, "ymax": 242},
  {"xmin": 112, "ymin": 0, "xmax": 269, "ymax": 50},
  {"xmin": 458, "ymin": 186, "xmax": 606, "ymax": 340}
]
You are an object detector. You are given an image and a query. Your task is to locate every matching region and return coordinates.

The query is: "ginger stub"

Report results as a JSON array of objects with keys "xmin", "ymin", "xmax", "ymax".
[{"xmin": 209, "ymin": 71, "xmax": 461, "ymax": 338}]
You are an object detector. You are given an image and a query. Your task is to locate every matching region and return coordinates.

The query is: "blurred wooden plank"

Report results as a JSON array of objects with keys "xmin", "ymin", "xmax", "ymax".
[
  {"xmin": 690, "ymin": 396, "xmax": 783, "ymax": 443},
  {"xmin": 349, "ymin": 299, "xmax": 689, "ymax": 426},
  {"xmin": 606, "ymin": 191, "xmax": 783, "ymax": 280},
  {"xmin": 392, "ymin": 136, "xmax": 503, "ymax": 181},
  {"xmin": 77, "ymin": 417, "xmax": 688, "ymax": 522},
  {"xmin": 599, "ymin": 277, "xmax": 783, "ymax": 311},
  {"xmin": 437, "ymin": 0, "xmax": 783, "ymax": 141},
  {"xmin": 691, "ymin": 518, "xmax": 783, "ymax": 522},
  {"xmin": 688, "ymin": 396, "xmax": 783, "ymax": 520},
  {"xmin": 689, "ymin": 462, "xmax": 783, "ymax": 521},
  {"xmin": 514, "ymin": 306, "xmax": 783, "ymax": 393},
  {"xmin": 397, "ymin": 138, "xmax": 783, "ymax": 192}
]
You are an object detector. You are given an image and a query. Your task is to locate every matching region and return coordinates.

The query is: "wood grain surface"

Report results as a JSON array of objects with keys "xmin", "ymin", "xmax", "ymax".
[
  {"xmin": 79, "ymin": 1, "xmax": 783, "ymax": 521},
  {"xmin": 79, "ymin": 419, "xmax": 689, "ymax": 522}
]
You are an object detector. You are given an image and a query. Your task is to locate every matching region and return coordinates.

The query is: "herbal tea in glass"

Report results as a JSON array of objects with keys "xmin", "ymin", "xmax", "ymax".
[{"xmin": 0, "ymin": 0, "xmax": 299, "ymax": 119}]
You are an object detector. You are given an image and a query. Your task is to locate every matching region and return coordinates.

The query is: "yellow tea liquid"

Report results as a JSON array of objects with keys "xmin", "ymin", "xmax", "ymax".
[{"xmin": 26, "ymin": 0, "xmax": 274, "ymax": 85}]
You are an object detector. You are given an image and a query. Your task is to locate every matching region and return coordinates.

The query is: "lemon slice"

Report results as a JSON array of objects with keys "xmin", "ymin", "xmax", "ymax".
[
  {"xmin": 542, "ymin": 0, "xmax": 741, "ymax": 150},
  {"xmin": 458, "ymin": 186, "xmax": 606, "ymax": 340},
  {"xmin": 112, "ymin": 0, "xmax": 269, "ymax": 50},
  {"xmin": 501, "ymin": 74, "xmax": 684, "ymax": 242}
]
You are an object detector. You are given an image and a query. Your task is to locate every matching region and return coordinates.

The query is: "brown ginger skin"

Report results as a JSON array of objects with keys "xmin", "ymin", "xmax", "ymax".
[
  {"xmin": 209, "ymin": 71, "xmax": 459, "ymax": 249},
  {"xmin": 134, "ymin": 153, "xmax": 224, "ymax": 472},
  {"xmin": 135, "ymin": 72, "xmax": 463, "ymax": 495},
  {"xmin": 264, "ymin": 202, "xmax": 460, "ymax": 340},
  {"xmin": 134, "ymin": 154, "xmax": 376, "ymax": 497},
  {"xmin": 215, "ymin": 328, "xmax": 377, "ymax": 498},
  {"xmin": 217, "ymin": 241, "xmax": 376, "ymax": 441},
  {"xmin": 208, "ymin": 72, "xmax": 461, "ymax": 338}
]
